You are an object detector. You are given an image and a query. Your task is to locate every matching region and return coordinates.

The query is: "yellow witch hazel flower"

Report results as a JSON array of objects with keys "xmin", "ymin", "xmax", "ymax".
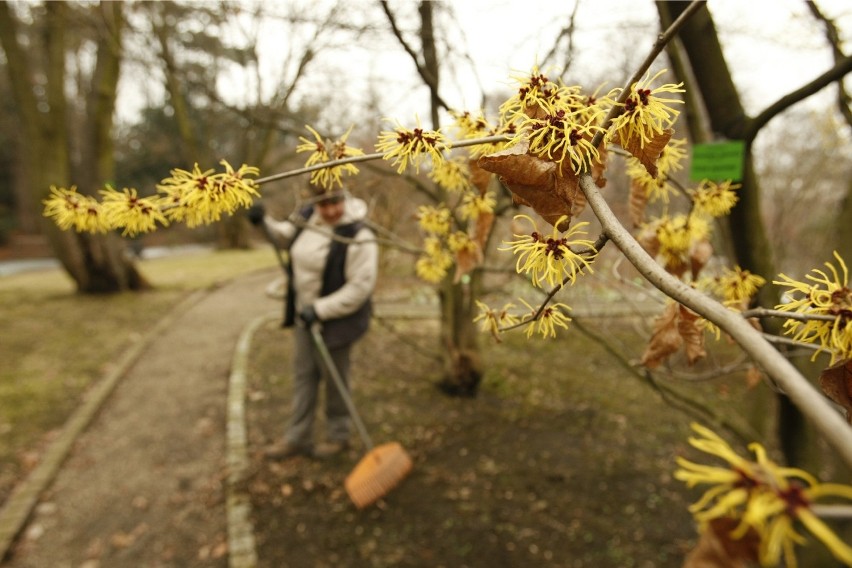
[
  {"xmin": 450, "ymin": 110, "xmax": 516, "ymax": 158},
  {"xmin": 774, "ymin": 252, "xmax": 852, "ymax": 364},
  {"xmin": 43, "ymin": 185, "xmax": 109, "ymax": 234},
  {"xmin": 654, "ymin": 214, "xmax": 710, "ymax": 268},
  {"xmin": 417, "ymin": 205, "xmax": 452, "ymax": 236},
  {"xmin": 446, "ymin": 231, "xmax": 475, "ymax": 254},
  {"xmin": 99, "ymin": 186, "xmax": 169, "ymax": 237},
  {"xmin": 429, "ymin": 156, "xmax": 471, "ymax": 193},
  {"xmin": 519, "ymin": 106, "xmax": 606, "ymax": 174},
  {"xmin": 376, "ymin": 117, "xmax": 449, "ymax": 174},
  {"xmin": 712, "ymin": 265, "xmax": 766, "ymax": 310},
  {"xmin": 692, "ymin": 179, "xmax": 740, "ymax": 217},
  {"xmin": 499, "ymin": 65, "xmax": 576, "ymax": 122},
  {"xmin": 459, "ymin": 191, "xmax": 496, "ymax": 221},
  {"xmin": 675, "ymin": 423, "xmax": 852, "ymax": 568},
  {"xmin": 156, "ymin": 160, "xmax": 259, "ymax": 228},
  {"xmin": 501, "ymin": 215, "xmax": 596, "ymax": 288},
  {"xmin": 474, "ymin": 300, "xmax": 520, "ymax": 340},
  {"xmin": 414, "ymin": 236, "xmax": 454, "ymax": 283},
  {"xmin": 296, "ymin": 125, "xmax": 364, "ymax": 190},
  {"xmin": 519, "ymin": 298, "xmax": 572, "ymax": 339},
  {"xmin": 609, "ymin": 69, "xmax": 684, "ymax": 148},
  {"xmin": 626, "ymin": 138, "xmax": 687, "ymax": 203}
]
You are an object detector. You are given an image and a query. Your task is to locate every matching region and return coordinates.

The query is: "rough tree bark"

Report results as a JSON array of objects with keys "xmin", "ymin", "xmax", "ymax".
[
  {"xmin": 656, "ymin": 0, "xmax": 851, "ymax": 492},
  {"xmin": 0, "ymin": 0, "xmax": 147, "ymax": 292}
]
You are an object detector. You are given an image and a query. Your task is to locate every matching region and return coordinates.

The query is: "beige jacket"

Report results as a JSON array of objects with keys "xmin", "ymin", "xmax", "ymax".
[{"xmin": 264, "ymin": 197, "xmax": 378, "ymax": 321}]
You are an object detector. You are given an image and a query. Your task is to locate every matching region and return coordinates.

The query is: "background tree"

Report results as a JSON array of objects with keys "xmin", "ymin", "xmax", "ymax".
[
  {"xmin": 0, "ymin": 0, "xmax": 147, "ymax": 292},
  {"xmin": 655, "ymin": 3, "xmax": 851, "ymax": 560}
]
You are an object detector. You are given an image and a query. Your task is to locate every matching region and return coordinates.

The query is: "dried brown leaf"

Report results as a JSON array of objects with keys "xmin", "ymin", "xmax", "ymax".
[
  {"xmin": 616, "ymin": 128, "xmax": 673, "ymax": 178},
  {"xmin": 665, "ymin": 256, "xmax": 690, "ymax": 279},
  {"xmin": 690, "ymin": 239, "xmax": 714, "ymax": 280},
  {"xmin": 473, "ymin": 210, "xmax": 494, "ymax": 251},
  {"xmin": 636, "ymin": 225, "xmax": 660, "ymax": 259},
  {"xmin": 469, "ymin": 158, "xmax": 492, "ymax": 195},
  {"xmin": 591, "ymin": 144, "xmax": 608, "ymax": 189},
  {"xmin": 478, "ymin": 139, "xmax": 579, "ymax": 230},
  {"xmin": 745, "ymin": 366, "xmax": 764, "ymax": 390},
  {"xmin": 629, "ymin": 179, "xmax": 648, "ymax": 227},
  {"xmin": 819, "ymin": 359, "xmax": 852, "ymax": 424},
  {"xmin": 678, "ymin": 304, "xmax": 707, "ymax": 365},
  {"xmin": 454, "ymin": 244, "xmax": 483, "ymax": 283},
  {"xmin": 683, "ymin": 518, "xmax": 759, "ymax": 568},
  {"xmin": 641, "ymin": 302, "xmax": 682, "ymax": 369}
]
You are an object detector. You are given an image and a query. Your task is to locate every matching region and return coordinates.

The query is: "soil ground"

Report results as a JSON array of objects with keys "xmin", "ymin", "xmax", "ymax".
[{"xmin": 2, "ymin": 267, "xmax": 716, "ymax": 568}]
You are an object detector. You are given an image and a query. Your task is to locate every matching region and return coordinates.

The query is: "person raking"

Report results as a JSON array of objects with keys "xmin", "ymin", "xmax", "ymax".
[{"xmin": 247, "ymin": 187, "xmax": 378, "ymax": 459}]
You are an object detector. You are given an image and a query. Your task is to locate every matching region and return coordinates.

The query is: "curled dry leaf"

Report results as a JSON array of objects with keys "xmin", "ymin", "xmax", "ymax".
[
  {"xmin": 683, "ymin": 518, "xmax": 759, "ymax": 568},
  {"xmin": 678, "ymin": 304, "xmax": 707, "ymax": 365},
  {"xmin": 454, "ymin": 243, "xmax": 483, "ymax": 283},
  {"xmin": 690, "ymin": 239, "xmax": 714, "ymax": 280},
  {"xmin": 468, "ymin": 158, "xmax": 492, "ymax": 195},
  {"xmin": 641, "ymin": 302, "xmax": 682, "ymax": 369},
  {"xmin": 478, "ymin": 139, "xmax": 580, "ymax": 230},
  {"xmin": 745, "ymin": 365, "xmax": 764, "ymax": 390},
  {"xmin": 818, "ymin": 359, "xmax": 852, "ymax": 424},
  {"xmin": 473, "ymin": 210, "xmax": 494, "ymax": 251},
  {"xmin": 629, "ymin": 179, "xmax": 648, "ymax": 228},
  {"xmin": 636, "ymin": 225, "xmax": 660, "ymax": 259},
  {"xmin": 641, "ymin": 302, "xmax": 706, "ymax": 368},
  {"xmin": 614, "ymin": 128, "xmax": 673, "ymax": 178}
]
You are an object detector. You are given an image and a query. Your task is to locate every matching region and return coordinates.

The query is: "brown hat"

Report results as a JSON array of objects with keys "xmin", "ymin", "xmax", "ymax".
[{"xmin": 302, "ymin": 185, "xmax": 347, "ymax": 205}]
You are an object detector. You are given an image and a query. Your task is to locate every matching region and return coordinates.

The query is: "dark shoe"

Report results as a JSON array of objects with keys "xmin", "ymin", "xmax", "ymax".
[
  {"xmin": 312, "ymin": 441, "xmax": 349, "ymax": 459},
  {"xmin": 263, "ymin": 441, "xmax": 311, "ymax": 460}
]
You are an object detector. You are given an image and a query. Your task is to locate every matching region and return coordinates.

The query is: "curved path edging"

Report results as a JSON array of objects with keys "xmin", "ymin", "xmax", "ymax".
[
  {"xmin": 226, "ymin": 311, "xmax": 278, "ymax": 568},
  {"xmin": 0, "ymin": 288, "xmax": 209, "ymax": 560}
]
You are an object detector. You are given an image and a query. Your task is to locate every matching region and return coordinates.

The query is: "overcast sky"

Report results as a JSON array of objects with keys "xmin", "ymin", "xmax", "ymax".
[{"xmin": 119, "ymin": 0, "xmax": 851, "ymax": 132}]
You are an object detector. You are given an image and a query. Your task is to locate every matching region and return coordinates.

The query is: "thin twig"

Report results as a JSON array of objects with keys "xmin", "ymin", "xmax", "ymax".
[
  {"xmin": 742, "ymin": 307, "xmax": 838, "ymax": 323},
  {"xmin": 254, "ymin": 134, "xmax": 509, "ymax": 186}
]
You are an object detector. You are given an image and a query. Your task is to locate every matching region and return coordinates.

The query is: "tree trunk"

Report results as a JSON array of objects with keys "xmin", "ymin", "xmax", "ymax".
[
  {"xmin": 437, "ymin": 270, "xmax": 484, "ymax": 397},
  {"xmin": 0, "ymin": 0, "xmax": 147, "ymax": 293},
  {"xmin": 413, "ymin": 1, "xmax": 484, "ymax": 396},
  {"xmin": 656, "ymin": 0, "xmax": 838, "ymax": 474}
]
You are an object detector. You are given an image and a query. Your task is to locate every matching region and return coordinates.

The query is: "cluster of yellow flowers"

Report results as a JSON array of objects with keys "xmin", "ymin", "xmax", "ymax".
[
  {"xmin": 375, "ymin": 117, "xmax": 450, "ymax": 174},
  {"xmin": 295, "ymin": 125, "xmax": 364, "ymax": 190},
  {"xmin": 676, "ymin": 423, "xmax": 852, "ymax": 568},
  {"xmin": 775, "ymin": 252, "xmax": 852, "ymax": 365},
  {"xmin": 42, "ymin": 161, "xmax": 259, "ymax": 236},
  {"xmin": 626, "ymin": 137, "xmax": 687, "ymax": 204},
  {"xmin": 609, "ymin": 69, "xmax": 684, "ymax": 149}
]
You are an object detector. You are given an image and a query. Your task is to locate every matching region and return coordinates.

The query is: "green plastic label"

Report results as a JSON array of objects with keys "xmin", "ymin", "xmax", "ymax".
[{"xmin": 690, "ymin": 141, "xmax": 745, "ymax": 181}]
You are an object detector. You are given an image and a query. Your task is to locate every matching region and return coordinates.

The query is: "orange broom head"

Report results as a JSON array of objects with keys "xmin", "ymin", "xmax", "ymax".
[{"xmin": 344, "ymin": 441, "xmax": 413, "ymax": 509}]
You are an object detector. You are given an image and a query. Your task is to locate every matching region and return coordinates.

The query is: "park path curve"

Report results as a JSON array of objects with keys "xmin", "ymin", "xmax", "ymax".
[{"xmin": 2, "ymin": 269, "xmax": 280, "ymax": 568}]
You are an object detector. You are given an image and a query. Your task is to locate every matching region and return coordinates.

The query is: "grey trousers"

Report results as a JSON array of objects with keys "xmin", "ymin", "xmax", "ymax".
[{"xmin": 285, "ymin": 325, "xmax": 352, "ymax": 448}]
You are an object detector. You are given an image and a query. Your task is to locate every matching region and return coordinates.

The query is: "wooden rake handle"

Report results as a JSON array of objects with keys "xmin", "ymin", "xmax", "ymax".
[{"xmin": 310, "ymin": 323, "xmax": 375, "ymax": 450}]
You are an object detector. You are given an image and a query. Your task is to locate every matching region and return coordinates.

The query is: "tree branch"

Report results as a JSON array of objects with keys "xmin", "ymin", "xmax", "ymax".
[
  {"xmin": 377, "ymin": 0, "xmax": 452, "ymax": 112},
  {"xmin": 806, "ymin": 0, "xmax": 852, "ymax": 130},
  {"xmin": 577, "ymin": 0, "xmax": 852, "ymax": 468},
  {"xmin": 745, "ymin": 54, "xmax": 852, "ymax": 144}
]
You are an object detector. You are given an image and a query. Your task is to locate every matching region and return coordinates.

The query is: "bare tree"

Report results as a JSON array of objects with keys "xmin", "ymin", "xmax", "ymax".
[{"xmin": 0, "ymin": 1, "xmax": 148, "ymax": 292}]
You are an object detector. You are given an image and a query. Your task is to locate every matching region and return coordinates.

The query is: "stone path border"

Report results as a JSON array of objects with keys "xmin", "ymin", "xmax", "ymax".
[
  {"xmin": 0, "ymin": 289, "xmax": 208, "ymax": 560},
  {"xmin": 225, "ymin": 311, "xmax": 277, "ymax": 568}
]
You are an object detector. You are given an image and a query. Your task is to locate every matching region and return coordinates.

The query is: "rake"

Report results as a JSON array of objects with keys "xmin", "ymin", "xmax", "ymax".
[{"xmin": 310, "ymin": 323, "xmax": 413, "ymax": 508}]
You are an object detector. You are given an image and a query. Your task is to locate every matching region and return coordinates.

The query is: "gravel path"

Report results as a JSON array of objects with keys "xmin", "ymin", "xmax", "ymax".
[{"xmin": 2, "ymin": 269, "xmax": 280, "ymax": 568}]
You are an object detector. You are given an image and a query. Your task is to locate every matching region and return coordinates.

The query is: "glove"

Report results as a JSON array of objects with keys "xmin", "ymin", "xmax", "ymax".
[
  {"xmin": 289, "ymin": 204, "xmax": 314, "ymax": 223},
  {"xmin": 299, "ymin": 305, "xmax": 319, "ymax": 325},
  {"xmin": 246, "ymin": 203, "xmax": 266, "ymax": 226}
]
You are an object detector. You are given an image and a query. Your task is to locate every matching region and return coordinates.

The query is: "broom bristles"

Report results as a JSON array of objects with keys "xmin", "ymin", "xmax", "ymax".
[{"xmin": 345, "ymin": 442, "xmax": 413, "ymax": 509}]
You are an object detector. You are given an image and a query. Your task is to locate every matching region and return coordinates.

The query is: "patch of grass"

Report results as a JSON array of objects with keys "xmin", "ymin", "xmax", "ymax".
[{"xmin": 0, "ymin": 247, "xmax": 278, "ymax": 503}]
